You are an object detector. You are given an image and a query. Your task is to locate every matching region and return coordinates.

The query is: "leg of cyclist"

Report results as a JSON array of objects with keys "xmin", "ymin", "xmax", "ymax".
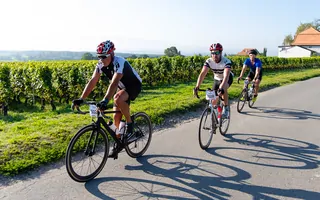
[
  {"xmin": 211, "ymin": 79, "xmax": 221, "ymax": 106},
  {"xmin": 115, "ymin": 84, "xmax": 141, "ymax": 137},
  {"xmin": 252, "ymin": 72, "xmax": 262, "ymax": 102},
  {"xmin": 114, "ymin": 89, "xmax": 132, "ymax": 124},
  {"xmin": 109, "ymin": 89, "xmax": 131, "ymax": 157},
  {"xmin": 221, "ymin": 74, "xmax": 233, "ymax": 118}
]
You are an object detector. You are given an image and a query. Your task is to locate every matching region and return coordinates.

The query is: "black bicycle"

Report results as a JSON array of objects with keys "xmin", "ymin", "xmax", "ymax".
[
  {"xmin": 237, "ymin": 78, "xmax": 256, "ymax": 112},
  {"xmin": 195, "ymin": 88, "xmax": 231, "ymax": 149},
  {"xmin": 65, "ymin": 101, "xmax": 152, "ymax": 182}
]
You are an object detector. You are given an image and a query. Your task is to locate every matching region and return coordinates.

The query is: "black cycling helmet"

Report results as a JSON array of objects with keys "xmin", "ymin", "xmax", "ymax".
[{"xmin": 249, "ymin": 49, "xmax": 258, "ymax": 55}]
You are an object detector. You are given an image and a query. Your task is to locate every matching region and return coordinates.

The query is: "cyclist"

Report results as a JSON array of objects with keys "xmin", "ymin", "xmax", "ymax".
[
  {"xmin": 193, "ymin": 43, "xmax": 234, "ymax": 118},
  {"xmin": 72, "ymin": 40, "xmax": 142, "ymax": 157},
  {"xmin": 237, "ymin": 49, "xmax": 262, "ymax": 102}
]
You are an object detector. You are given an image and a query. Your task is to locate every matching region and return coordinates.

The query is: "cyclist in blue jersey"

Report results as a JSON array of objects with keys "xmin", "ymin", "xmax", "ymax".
[{"xmin": 237, "ymin": 49, "xmax": 262, "ymax": 102}]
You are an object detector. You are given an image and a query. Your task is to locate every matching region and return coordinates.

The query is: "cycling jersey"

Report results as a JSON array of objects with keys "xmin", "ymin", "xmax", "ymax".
[
  {"xmin": 95, "ymin": 56, "xmax": 142, "ymax": 90},
  {"xmin": 204, "ymin": 56, "xmax": 233, "ymax": 81},
  {"xmin": 243, "ymin": 58, "xmax": 262, "ymax": 72}
]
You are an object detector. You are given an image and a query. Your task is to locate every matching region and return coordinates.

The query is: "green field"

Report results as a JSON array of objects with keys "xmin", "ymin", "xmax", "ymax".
[{"xmin": 1, "ymin": 68, "xmax": 320, "ymax": 176}]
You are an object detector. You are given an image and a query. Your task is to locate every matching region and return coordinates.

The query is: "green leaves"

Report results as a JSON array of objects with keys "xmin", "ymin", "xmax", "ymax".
[{"xmin": 0, "ymin": 56, "xmax": 320, "ymax": 110}]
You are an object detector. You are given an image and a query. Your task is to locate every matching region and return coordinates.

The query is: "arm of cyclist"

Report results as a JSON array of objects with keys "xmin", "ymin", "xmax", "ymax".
[
  {"xmin": 73, "ymin": 68, "xmax": 101, "ymax": 106},
  {"xmin": 194, "ymin": 65, "xmax": 209, "ymax": 97},
  {"xmin": 238, "ymin": 58, "xmax": 251, "ymax": 81},
  {"xmin": 238, "ymin": 64, "xmax": 247, "ymax": 81},
  {"xmin": 98, "ymin": 72, "xmax": 123, "ymax": 110},
  {"xmin": 218, "ymin": 64, "xmax": 231, "ymax": 95}
]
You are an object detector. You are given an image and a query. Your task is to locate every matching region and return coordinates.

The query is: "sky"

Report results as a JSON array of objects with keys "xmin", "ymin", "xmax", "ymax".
[{"xmin": 0, "ymin": 0, "xmax": 319, "ymax": 56}]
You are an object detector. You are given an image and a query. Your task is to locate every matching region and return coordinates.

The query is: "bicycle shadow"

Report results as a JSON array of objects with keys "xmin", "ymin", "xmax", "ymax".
[
  {"xmin": 85, "ymin": 155, "xmax": 320, "ymax": 199},
  {"xmin": 239, "ymin": 106, "xmax": 320, "ymax": 120},
  {"xmin": 207, "ymin": 133, "xmax": 320, "ymax": 169}
]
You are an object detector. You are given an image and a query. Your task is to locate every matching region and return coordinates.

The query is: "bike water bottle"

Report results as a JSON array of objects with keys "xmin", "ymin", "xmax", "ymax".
[{"xmin": 217, "ymin": 105, "xmax": 222, "ymax": 123}]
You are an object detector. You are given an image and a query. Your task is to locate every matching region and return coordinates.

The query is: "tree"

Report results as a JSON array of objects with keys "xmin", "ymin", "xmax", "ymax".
[
  {"xmin": 128, "ymin": 54, "xmax": 138, "ymax": 59},
  {"xmin": 313, "ymin": 18, "xmax": 320, "ymax": 30},
  {"xmin": 282, "ymin": 34, "xmax": 294, "ymax": 46},
  {"xmin": 283, "ymin": 18, "xmax": 320, "ymax": 46},
  {"xmin": 81, "ymin": 52, "xmax": 94, "ymax": 60},
  {"xmin": 295, "ymin": 22, "xmax": 313, "ymax": 36},
  {"xmin": 262, "ymin": 48, "xmax": 267, "ymax": 56},
  {"xmin": 164, "ymin": 46, "xmax": 181, "ymax": 57},
  {"xmin": 140, "ymin": 54, "xmax": 149, "ymax": 58}
]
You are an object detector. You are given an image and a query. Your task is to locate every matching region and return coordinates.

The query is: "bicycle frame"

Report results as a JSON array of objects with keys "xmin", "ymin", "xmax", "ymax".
[
  {"xmin": 197, "ymin": 88, "xmax": 224, "ymax": 127},
  {"xmin": 75, "ymin": 102, "xmax": 126, "ymax": 152},
  {"xmin": 239, "ymin": 78, "xmax": 255, "ymax": 100}
]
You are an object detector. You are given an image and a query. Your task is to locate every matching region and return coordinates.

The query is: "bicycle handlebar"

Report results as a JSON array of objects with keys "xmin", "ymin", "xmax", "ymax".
[
  {"xmin": 194, "ymin": 88, "xmax": 224, "ymax": 101},
  {"xmin": 237, "ymin": 77, "xmax": 256, "ymax": 84},
  {"xmin": 71, "ymin": 100, "xmax": 120, "ymax": 117}
]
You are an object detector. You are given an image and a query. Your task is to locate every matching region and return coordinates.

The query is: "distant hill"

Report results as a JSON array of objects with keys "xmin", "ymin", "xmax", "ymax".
[{"xmin": 0, "ymin": 50, "xmax": 163, "ymax": 61}]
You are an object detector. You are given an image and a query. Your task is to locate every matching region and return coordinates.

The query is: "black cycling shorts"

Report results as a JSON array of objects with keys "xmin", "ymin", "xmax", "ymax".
[
  {"xmin": 213, "ymin": 74, "xmax": 234, "ymax": 92},
  {"xmin": 113, "ymin": 82, "xmax": 142, "ymax": 106},
  {"xmin": 247, "ymin": 69, "xmax": 263, "ymax": 81}
]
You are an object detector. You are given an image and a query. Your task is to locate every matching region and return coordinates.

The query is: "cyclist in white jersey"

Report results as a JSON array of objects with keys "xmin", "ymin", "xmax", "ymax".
[
  {"xmin": 193, "ymin": 43, "xmax": 234, "ymax": 118},
  {"xmin": 72, "ymin": 40, "xmax": 142, "ymax": 157}
]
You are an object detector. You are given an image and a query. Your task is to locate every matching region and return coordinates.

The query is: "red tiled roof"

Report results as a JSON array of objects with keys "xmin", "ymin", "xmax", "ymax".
[
  {"xmin": 237, "ymin": 48, "xmax": 257, "ymax": 56},
  {"xmin": 292, "ymin": 27, "xmax": 320, "ymax": 46}
]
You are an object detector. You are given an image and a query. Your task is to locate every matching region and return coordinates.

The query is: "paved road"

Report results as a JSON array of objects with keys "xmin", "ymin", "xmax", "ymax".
[{"xmin": 1, "ymin": 77, "xmax": 320, "ymax": 200}]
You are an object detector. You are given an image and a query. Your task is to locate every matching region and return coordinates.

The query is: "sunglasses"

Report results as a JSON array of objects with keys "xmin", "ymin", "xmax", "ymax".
[
  {"xmin": 211, "ymin": 51, "xmax": 220, "ymax": 55},
  {"xmin": 98, "ymin": 54, "xmax": 111, "ymax": 60}
]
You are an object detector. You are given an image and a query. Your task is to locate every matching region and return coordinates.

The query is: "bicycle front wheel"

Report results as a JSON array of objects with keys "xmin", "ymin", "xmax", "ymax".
[
  {"xmin": 237, "ymin": 89, "xmax": 247, "ymax": 113},
  {"xmin": 125, "ymin": 112, "xmax": 152, "ymax": 158},
  {"xmin": 248, "ymin": 92, "xmax": 255, "ymax": 108},
  {"xmin": 65, "ymin": 124, "xmax": 109, "ymax": 182},
  {"xmin": 219, "ymin": 105, "xmax": 231, "ymax": 135},
  {"xmin": 198, "ymin": 107, "xmax": 216, "ymax": 149}
]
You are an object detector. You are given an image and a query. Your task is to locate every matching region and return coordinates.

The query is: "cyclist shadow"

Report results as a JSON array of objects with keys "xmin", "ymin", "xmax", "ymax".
[
  {"xmin": 239, "ymin": 106, "xmax": 320, "ymax": 120},
  {"xmin": 208, "ymin": 133, "xmax": 320, "ymax": 169},
  {"xmin": 84, "ymin": 154, "xmax": 320, "ymax": 199}
]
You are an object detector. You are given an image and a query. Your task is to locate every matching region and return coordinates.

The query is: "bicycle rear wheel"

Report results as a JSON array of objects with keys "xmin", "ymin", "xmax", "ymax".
[
  {"xmin": 65, "ymin": 124, "xmax": 109, "ymax": 182},
  {"xmin": 219, "ymin": 105, "xmax": 231, "ymax": 135},
  {"xmin": 237, "ymin": 89, "xmax": 247, "ymax": 113},
  {"xmin": 198, "ymin": 107, "xmax": 216, "ymax": 149},
  {"xmin": 125, "ymin": 112, "xmax": 152, "ymax": 158}
]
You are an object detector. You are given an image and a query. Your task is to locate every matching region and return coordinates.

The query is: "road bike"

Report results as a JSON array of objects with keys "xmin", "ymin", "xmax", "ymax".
[
  {"xmin": 65, "ymin": 101, "xmax": 152, "ymax": 182},
  {"xmin": 195, "ymin": 88, "xmax": 231, "ymax": 149}
]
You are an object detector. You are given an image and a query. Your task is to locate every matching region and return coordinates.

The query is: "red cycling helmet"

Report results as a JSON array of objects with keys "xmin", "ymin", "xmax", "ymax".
[
  {"xmin": 96, "ymin": 40, "xmax": 115, "ymax": 56},
  {"xmin": 210, "ymin": 43, "xmax": 223, "ymax": 52}
]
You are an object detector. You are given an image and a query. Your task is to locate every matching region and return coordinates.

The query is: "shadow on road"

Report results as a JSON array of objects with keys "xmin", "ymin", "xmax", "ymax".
[
  {"xmin": 85, "ymin": 155, "xmax": 320, "ymax": 199},
  {"xmin": 239, "ymin": 106, "xmax": 320, "ymax": 120},
  {"xmin": 207, "ymin": 133, "xmax": 320, "ymax": 169}
]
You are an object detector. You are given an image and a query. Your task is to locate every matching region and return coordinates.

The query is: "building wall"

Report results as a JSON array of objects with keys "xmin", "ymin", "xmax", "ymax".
[
  {"xmin": 301, "ymin": 46, "xmax": 320, "ymax": 53},
  {"xmin": 278, "ymin": 46, "xmax": 311, "ymax": 58}
]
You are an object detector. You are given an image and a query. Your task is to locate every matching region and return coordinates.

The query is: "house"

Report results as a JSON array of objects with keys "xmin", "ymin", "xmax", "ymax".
[
  {"xmin": 278, "ymin": 27, "xmax": 320, "ymax": 58},
  {"xmin": 237, "ymin": 48, "xmax": 259, "ymax": 56}
]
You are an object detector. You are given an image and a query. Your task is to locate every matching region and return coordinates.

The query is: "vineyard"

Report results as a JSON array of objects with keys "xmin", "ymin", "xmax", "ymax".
[{"xmin": 1, "ymin": 56, "xmax": 320, "ymax": 113}]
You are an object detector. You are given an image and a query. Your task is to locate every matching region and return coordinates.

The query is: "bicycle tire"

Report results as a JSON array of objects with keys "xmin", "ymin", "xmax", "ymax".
[
  {"xmin": 198, "ymin": 107, "xmax": 215, "ymax": 149},
  {"xmin": 248, "ymin": 92, "xmax": 255, "ymax": 108},
  {"xmin": 219, "ymin": 105, "xmax": 231, "ymax": 135},
  {"xmin": 237, "ymin": 89, "xmax": 247, "ymax": 113},
  {"xmin": 66, "ymin": 124, "xmax": 109, "ymax": 182},
  {"xmin": 125, "ymin": 112, "xmax": 152, "ymax": 158}
]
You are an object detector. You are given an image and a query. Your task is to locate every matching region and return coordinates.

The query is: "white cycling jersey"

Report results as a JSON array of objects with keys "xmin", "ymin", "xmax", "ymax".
[
  {"xmin": 204, "ymin": 56, "xmax": 233, "ymax": 81},
  {"xmin": 95, "ymin": 56, "xmax": 142, "ymax": 89}
]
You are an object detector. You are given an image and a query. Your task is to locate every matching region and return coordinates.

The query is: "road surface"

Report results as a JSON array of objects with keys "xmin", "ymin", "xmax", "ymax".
[{"xmin": 1, "ymin": 77, "xmax": 320, "ymax": 199}]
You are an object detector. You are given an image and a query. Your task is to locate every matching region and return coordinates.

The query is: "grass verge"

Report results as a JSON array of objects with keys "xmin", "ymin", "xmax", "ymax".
[{"xmin": 1, "ymin": 68, "xmax": 320, "ymax": 176}]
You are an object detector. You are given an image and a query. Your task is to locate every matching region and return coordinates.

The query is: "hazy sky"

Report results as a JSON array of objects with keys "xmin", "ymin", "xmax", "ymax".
[{"xmin": 1, "ymin": 0, "xmax": 319, "ymax": 56}]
